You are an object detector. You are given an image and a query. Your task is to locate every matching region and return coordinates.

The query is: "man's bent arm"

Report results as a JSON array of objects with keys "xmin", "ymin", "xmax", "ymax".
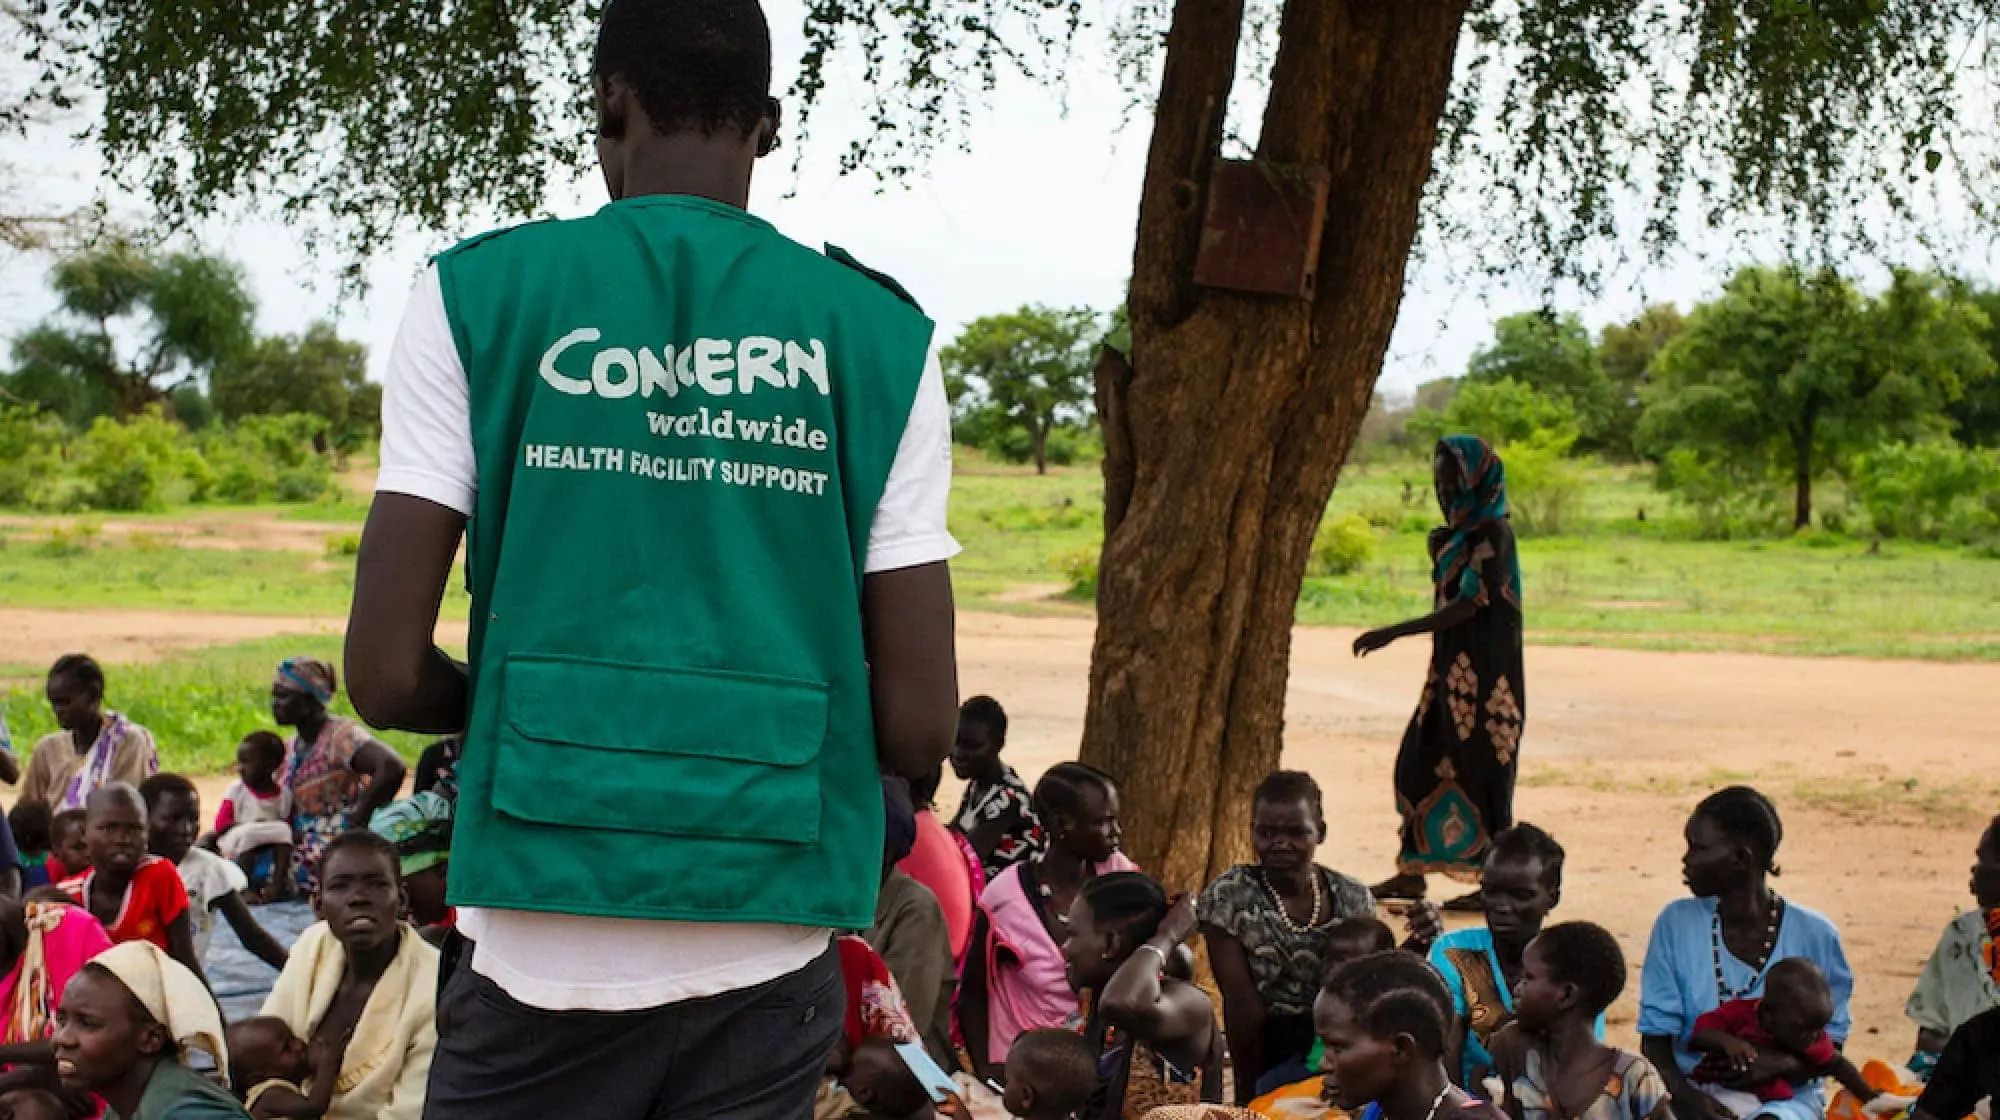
[
  {"xmin": 347, "ymin": 493, "xmax": 470, "ymax": 734},
  {"xmin": 863, "ymin": 561, "xmax": 957, "ymax": 780}
]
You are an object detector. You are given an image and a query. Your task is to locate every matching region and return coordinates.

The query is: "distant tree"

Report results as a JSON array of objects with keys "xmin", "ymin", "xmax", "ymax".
[
  {"xmin": 1640, "ymin": 267, "xmax": 1993, "ymax": 529},
  {"xmin": 5, "ymin": 237, "xmax": 254, "ymax": 421},
  {"xmin": 1952, "ymin": 288, "xmax": 2000, "ymax": 448},
  {"xmin": 942, "ymin": 306, "xmax": 1100, "ymax": 474},
  {"xmin": 211, "ymin": 322, "xmax": 376, "ymax": 449},
  {"xmin": 1596, "ymin": 304, "xmax": 1687, "ymax": 460},
  {"xmin": 1412, "ymin": 377, "xmax": 1580, "ymax": 451},
  {"xmin": 1465, "ymin": 311, "xmax": 1616, "ymax": 450}
]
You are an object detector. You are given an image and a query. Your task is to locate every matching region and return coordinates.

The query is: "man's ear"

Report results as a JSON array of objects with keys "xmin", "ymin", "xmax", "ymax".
[
  {"xmin": 597, "ymin": 75, "xmax": 632, "ymax": 140},
  {"xmin": 1316, "ymin": 818, "xmax": 1329, "ymax": 845},
  {"xmin": 1389, "ymin": 1031, "xmax": 1420, "ymax": 1068},
  {"xmin": 1547, "ymin": 885, "xmax": 1562, "ymax": 910},
  {"xmin": 756, "ymin": 97, "xmax": 782, "ymax": 157}
]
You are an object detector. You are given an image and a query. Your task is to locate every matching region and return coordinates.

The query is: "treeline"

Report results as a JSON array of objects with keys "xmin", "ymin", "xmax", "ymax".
[
  {"xmin": 1362, "ymin": 266, "xmax": 2000, "ymax": 542},
  {"xmin": 1, "ymin": 236, "xmax": 376, "ymax": 511}
]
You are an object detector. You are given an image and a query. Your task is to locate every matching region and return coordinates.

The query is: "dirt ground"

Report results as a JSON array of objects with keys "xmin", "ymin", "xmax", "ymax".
[{"xmin": 4, "ymin": 605, "xmax": 1995, "ymax": 1066}]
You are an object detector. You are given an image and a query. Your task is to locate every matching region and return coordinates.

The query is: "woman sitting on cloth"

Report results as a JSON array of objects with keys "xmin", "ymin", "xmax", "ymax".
[
  {"xmin": 269, "ymin": 658, "xmax": 407, "ymax": 895},
  {"xmin": 960, "ymin": 762, "xmax": 1136, "ymax": 1083},
  {"xmin": 52, "ymin": 940, "xmax": 249, "ymax": 1119}
]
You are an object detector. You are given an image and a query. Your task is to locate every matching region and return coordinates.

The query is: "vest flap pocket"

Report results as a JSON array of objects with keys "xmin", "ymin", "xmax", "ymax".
[{"xmin": 494, "ymin": 656, "xmax": 827, "ymax": 844}]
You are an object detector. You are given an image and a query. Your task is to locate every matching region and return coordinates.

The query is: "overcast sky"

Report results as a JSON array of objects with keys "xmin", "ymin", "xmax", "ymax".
[{"xmin": 3, "ymin": 5, "xmax": 1994, "ymax": 403}]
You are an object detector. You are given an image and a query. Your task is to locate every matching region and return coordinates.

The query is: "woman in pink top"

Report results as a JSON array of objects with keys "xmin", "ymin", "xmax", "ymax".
[
  {"xmin": 897, "ymin": 765, "xmax": 976, "ymax": 959},
  {"xmin": 958, "ymin": 762, "xmax": 1137, "ymax": 1082},
  {"xmin": 0, "ymin": 898, "xmax": 114, "ymax": 1045}
]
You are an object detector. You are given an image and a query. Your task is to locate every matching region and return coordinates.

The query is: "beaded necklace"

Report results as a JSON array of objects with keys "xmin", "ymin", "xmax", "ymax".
[
  {"xmin": 1258, "ymin": 866, "xmax": 1325, "ymax": 932},
  {"xmin": 1711, "ymin": 892, "xmax": 1784, "ymax": 1000}
]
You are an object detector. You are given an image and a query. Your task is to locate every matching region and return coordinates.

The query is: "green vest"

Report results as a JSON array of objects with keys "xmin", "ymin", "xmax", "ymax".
[{"xmin": 437, "ymin": 195, "xmax": 933, "ymax": 928}]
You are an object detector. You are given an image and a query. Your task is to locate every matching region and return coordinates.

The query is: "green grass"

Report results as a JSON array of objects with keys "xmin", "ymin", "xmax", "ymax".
[
  {"xmin": 2, "ymin": 458, "xmax": 1996, "ymax": 662},
  {"xmin": 0, "ymin": 636, "xmax": 449, "ymax": 775}
]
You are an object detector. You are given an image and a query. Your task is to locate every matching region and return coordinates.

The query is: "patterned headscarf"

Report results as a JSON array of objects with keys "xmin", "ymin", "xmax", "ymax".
[
  {"xmin": 1432, "ymin": 435, "xmax": 1523, "ymax": 608},
  {"xmin": 276, "ymin": 657, "xmax": 336, "ymax": 705},
  {"xmin": 370, "ymin": 792, "xmax": 454, "ymax": 876}
]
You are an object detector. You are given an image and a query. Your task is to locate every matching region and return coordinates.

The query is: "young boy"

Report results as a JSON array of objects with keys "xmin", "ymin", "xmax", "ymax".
[
  {"xmin": 8, "ymin": 802, "xmax": 52, "ymax": 891},
  {"xmin": 58, "ymin": 783, "xmax": 205, "ymax": 986},
  {"xmin": 46, "ymin": 810, "xmax": 89, "ymax": 885},
  {"xmin": 140, "ymin": 772, "xmax": 290, "ymax": 972},
  {"xmin": 1428, "ymin": 824, "xmax": 1595, "ymax": 1089},
  {"xmin": 226, "ymin": 1015, "xmax": 344, "ymax": 1119},
  {"xmin": 213, "ymin": 731, "xmax": 296, "ymax": 898},
  {"xmin": 1002, "ymin": 1028, "xmax": 1098, "ymax": 1120},
  {"xmin": 1689, "ymin": 959, "xmax": 1901, "ymax": 1113},
  {"xmin": 1490, "ymin": 922, "xmax": 1671, "ymax": 1120}
]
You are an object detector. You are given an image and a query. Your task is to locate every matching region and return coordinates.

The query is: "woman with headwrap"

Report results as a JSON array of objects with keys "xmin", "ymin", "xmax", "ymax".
[
  {"xmin": 270, "ymin": 658, "xmax": 408, "ymax": 896},
  {"xmin": 52, "ymin": 940, "xmax": 248, "ymax": 1118},
  {"xmin": 1354, "ymin": 436, "xmax": 1526, "ymax": 912}
]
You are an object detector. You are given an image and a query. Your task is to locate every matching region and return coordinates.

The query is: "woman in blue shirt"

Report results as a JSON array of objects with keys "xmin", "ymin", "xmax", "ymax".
[{"xmin": 1638, "ymin": 787, "xmax": 1852, "ymax": 1120}]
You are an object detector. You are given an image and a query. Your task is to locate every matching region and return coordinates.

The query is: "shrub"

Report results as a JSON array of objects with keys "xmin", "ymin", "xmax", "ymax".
[
  {"xmin": 0, "ymin": 406, "xmax": 67, "ymax": 508},
  {"xmin": 1653, "ymin": 448, "xmax": 1782, "ymax": 539},
  {"xmin": 324, "ymin": 532, "xmax": 361, "ymax": 557},
  {"xmin": 1308, "ymin": 514, "xmax": 1376, "ymax": 576},
  {"xmin": 1851, "ymin": 441, "xmax": 2000, "ymax": 541},
  {"xmin": 71, "ymin": 409, "xmax": 201, "ymax": 512},
  {"xmin": 1506, "ymin": 439, "xmax": 1587, "ymax": 536},
  {"xmin": 1053, "ymin": 548, "xmax": 1099, "ymax": 599}
]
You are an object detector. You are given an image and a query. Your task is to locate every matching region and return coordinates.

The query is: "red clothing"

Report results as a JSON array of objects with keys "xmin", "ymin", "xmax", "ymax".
[
  {"xmin": 58, "ymin": 856, "xmax": 189, "ymax": 952},
  {"xmin": 42, "ymin": 859, "xmax": 83, "ymax": 884},
  {"xmin": 897, "ymin": 809, "xmax": 974, "ymax": 959},
  {"xmin": 837, "ymin": 934, "xmax": 919, "ymax": 1054},
  {"xmin": 1692, "ymin": 997, "xmax": 1837, "ymax": 1101}
]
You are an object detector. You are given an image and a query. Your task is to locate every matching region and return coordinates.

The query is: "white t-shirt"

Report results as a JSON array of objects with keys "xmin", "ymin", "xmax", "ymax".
[
  {"xmin": 376, "ymin": 264, "xmax": 959, "ymax": 1012},
  {"xmin": 177, "ymin": 847, "xmax": 249, "ymax": 962}
]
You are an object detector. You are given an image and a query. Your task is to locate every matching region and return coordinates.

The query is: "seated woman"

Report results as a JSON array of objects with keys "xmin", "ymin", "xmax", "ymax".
[
  {"xmin": 1638, "ymin": 787, "xmax": 1852, "ymax": 1120},
  {"xmin": 960, "ymin": 762, "xmax": 1136, "ymax": 1082},
  {"xmin": 52, "ymin": 941, "xmax": 248, "ymax": 1118},
  {"xmin": 0, "ymin": 896, "xmax": 111, "ymax": 1063},
  {"xmin": 1429, "ymin": 823, "xmax": 1591, "ymax": 1090},
  {"xmin": 260, "ymin": 831, "xmax": 438, "ymax": 1120},
  {"xmin": 1315, "ymin": 951, "xmax": 1505, "ymax": 1120},
  {"xmin": 1063, "ymin": 872, "xmax": 1220, "ymax": 1120},
  {"xmin": 1903, "ymin": 812, "xmax": 2000, "ymax": 1078},
  {"xmin": 896, "ymin": 763, "xmax": 975, "ymax": 962},
  {"xmin": 24, "ymin": 655, "xmax": 161, "ymax": 815},
  {"xmin": 1201, "ymin": 771, "xmax": 1423, "ymax": 1101}
]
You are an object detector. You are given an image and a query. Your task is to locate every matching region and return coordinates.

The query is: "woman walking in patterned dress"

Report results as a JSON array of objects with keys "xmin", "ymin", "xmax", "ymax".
[{"xmin": 1355, "ymin": 435, "xmax": 1525, "ymax": 911}]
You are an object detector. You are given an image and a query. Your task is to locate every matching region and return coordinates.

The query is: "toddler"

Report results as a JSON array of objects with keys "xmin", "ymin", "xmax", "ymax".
[
  {"xmin": 214, "ymin": 731, "xmax": 295, "ymax": 896},
  {"xmin": 46, "ymin": 811, "xmax": 88, "ymax": 884},
  {"xmin": 1003, "ymin": 1027, "xmax": 1098, "ymax": 1120},
  {"xmin": 1689, "ymin": 958, "xmax": 1898, "ymax": 1111},
  {"xmin": 8, "ymin": 803, "xmax": 52, "ymax": 890},
  {"xmin": 225, "ymin": 1016, "xmax": 343, "ymax": 1119}
]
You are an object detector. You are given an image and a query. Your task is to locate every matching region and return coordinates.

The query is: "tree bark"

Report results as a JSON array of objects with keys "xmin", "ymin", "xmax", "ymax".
[
  {"xmin": 1032, "ymin": 421, "xmax": 1049, "ymax": 475},
  {"xmin": 1080, "ymin": 0, "xmax": 1470, "ymax": 892},
  {"xmin": 1792, "ymin": 407, "xmax": 1818, "ymax": 529}
]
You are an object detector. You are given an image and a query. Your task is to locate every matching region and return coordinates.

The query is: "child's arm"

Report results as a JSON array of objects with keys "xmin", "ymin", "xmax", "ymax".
[
  {"xmin": 1687, "ymin": 1028, "xmax": 1760, "ymax": 1071},
  {"xmin": 214, "ymin": 890, "xmax": 290, "ymax": 971},
  {"xmin": 162, "ymin": 912, "xmax": 208, "ymax": 989},
  {"xmin": 249, "ymin": 1083, "xmax": 322, "ymax": 1120}
]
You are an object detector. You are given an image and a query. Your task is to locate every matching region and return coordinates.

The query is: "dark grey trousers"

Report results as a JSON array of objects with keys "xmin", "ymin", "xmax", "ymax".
[{"xmin": 423, "ymin": 942, "xmax": 841, "ymax": 1120}]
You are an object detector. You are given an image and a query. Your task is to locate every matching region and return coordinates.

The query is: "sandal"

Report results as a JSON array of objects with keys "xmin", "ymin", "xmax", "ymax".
[
  {"xmin": 1441, "ymin": 889, "xmax": 1486, "ymax": 913},
  {"xmin": 1370, "ymin": 873, "xmax": 1428, "ymax": 901}
]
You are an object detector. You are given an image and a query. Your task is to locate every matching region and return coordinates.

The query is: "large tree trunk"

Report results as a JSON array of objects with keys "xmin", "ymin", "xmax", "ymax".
[{"xmin": 1079, "ymin": 0, "xmax": 1469, "ymax": 892}]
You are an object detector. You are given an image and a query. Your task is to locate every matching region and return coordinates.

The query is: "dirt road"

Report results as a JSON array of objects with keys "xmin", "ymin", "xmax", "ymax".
[{"xmin": 9, "ymin": 606, "xmax": 1995, "ymax": 1063}]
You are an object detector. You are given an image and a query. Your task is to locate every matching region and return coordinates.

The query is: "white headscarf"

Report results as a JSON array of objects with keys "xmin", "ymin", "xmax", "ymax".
[{"xmin": 87, "ymin": 941, "xmax": 227, "ymax": 1080}]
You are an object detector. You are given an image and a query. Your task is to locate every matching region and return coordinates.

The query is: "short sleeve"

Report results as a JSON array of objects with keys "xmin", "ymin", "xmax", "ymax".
[
  {"xmin": 191, "ymin": 851, "xmax": 248, "ymax": 907},
  {"xmin": 864, "ymin": 353, "xmax": 959, "ymax": 574},
  {"xmin": 1636, "ymin": 908, "xmax": 1690, "ymax": 1040},
  {"xmin": 376, "ymin": 266, "xmax": 477, "ymax": 516},
  {"xmin": 1903, "ymin": 917, "xmax": 1963, "ymax": 1035},
  {"xmin": 150, "ymin": 861, "xmax": 190, "ymax": 924},
  {"xmin": 1428, "ymin": 937, "xmax": 1472, "ymax": 1019},
  {"xmin": 1624, "ymin": 1056, "xmax": 1673, "ymax": 1119},
  {"xmin": 1813, "ymin": 919, "xmax": 1854, "ymax": 1044},
  {"xmin": 1196, "ymin": 869, "xmax": 1249, "ymax": 935}
]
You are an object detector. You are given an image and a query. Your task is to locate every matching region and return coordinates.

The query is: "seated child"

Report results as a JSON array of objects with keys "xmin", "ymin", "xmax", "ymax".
[
  {"xmin": 141, "ymin": 773, "xmax": 289, "ymax": 972},
  {"xmin": 1903, "ymin": 813, "xmax": 2000, "ymax": 1078},
  {"xmin": 44, "ymin": 811, "xmax": 88, "ymax": 887},
  {"xmin": 9, "ymin": 803, "xmax": 52, "ymax": 892},
  {"xmin": 226, "ymin": 1016, "xmax": 344, "ymax": 1119},
  {"xmin": 1315, "ymin": 951, "xmax": 1506, "ymax": 1120},
  {"xmin": 1291, "ymin": 916, "xmax": 1401, "ymax": 1098},
  {"xmin": 1689, "ymin": 959, "xmax": 1900, "ymax": 1113},
  {"xmin": 848, "ymin": 1037, "xmax": 934, "ymax": 1120},
  {"xmin": 1003, "ymin": 1027, "xmax": 1098, "ymax": 1120},
  {"xmin": 57, "ymin": 783, "xmax": 205, "ymax": 986},
  {"xmin": 213, "ymin": 732, "xmax": 295, "ymax": 899},
  {"xmin": 1489, "ymin": 922, "xmax": 1671, "ymax": 1120},
  {"xmin": 367, "ymin": 794, "xmax": 453, "ymax": 941}
]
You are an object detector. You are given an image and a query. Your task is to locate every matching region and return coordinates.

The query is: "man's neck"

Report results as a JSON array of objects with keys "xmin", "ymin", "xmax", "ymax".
[
  {"xmin": 345, "ymin": 935, "xmax": 399, "ymax": 982},
  {"xmin": 69, "ymin": 715, "xmax": 102, "ymax": 752},
  {"xmin": 615, "ymin": 136, "xmax": 755, "ymax": 210}
]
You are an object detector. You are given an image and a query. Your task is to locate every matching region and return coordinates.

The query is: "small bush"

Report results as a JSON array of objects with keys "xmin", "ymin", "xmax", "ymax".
[
  {"xmin": 72, "ymin": 409, "xmax": 200, "ymax": 512},
  {"xmin": 324, "ymin": 532, "xmax": 361, "ymax": 557},
  {"xmin": 1309, "ymin": 514, "xmax": 1376, "ymax": 576},
  {"xmin": 1851, "ymin": 441, "xmax": 1999, "ymax": 541},
  {"xmin": 37, "ymin": 522, "xmax": 101, "ymax": 557},
  {"xmin": 1507, "ymin": 439, "xmax": 1587, "ymax": 536},
  {"xmin": 1053, "ymin": 548, "xmax": 1099, "ymax": 599}
]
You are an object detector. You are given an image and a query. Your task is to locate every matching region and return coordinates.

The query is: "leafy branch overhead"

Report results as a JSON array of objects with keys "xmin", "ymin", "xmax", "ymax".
[{"xmin": 16, "ymin": 1, "xmax": 1998, "ymax": 280}]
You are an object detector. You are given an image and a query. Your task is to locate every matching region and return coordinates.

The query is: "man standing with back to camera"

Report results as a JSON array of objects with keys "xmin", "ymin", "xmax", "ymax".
[{"xmin": 342, "ymin": 0, "xmax": 961, "ymax": 1115}]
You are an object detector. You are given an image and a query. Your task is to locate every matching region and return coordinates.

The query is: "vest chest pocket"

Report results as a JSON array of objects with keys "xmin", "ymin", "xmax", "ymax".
[{"xmin": 492, "ymin": 655, "xmax": 828, "ymax": 845}]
